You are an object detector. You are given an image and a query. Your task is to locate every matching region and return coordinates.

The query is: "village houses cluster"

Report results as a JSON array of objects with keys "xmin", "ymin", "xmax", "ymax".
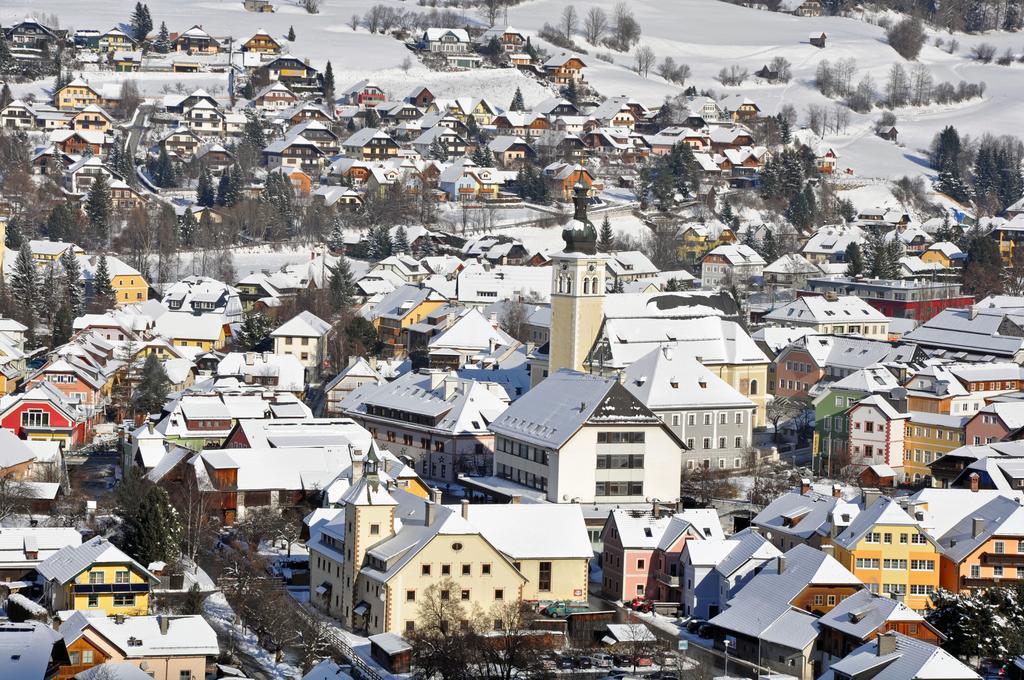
[{"xmin": 4, "ymin": 7, "xmax": 1024, "ymax": 680}]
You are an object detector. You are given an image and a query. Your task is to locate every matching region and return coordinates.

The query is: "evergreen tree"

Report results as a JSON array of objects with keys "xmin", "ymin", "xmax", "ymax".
[
  {"xmin": 130, "ymin": 2, "xmax": 149, "ymax": 41},
  {"xmin": 4, "ymin": 216, "xmax": 22, "ymax": 250},
  {"xmin": 327, "ymin": 218, "xmax": 346, "ymax": 253},
  {"xmin": 367, "ymin": 225, "xmax": 393, "ymax": 260},
  {"xmin": 242, "ymin": 110, "xmax": 267, "ymax": 149},
  {"xmin": 92, "ymin": 255, "xmax": 117, "ymax": 311},
  {"xmin": 720, "ymin": 201, "xmax": 735, "ymax": 224},
  {"xmin": 135, "ymin": 353, "xmax": 170, "ymax": 415},
  {"xmin": 327, "ymin": 255, "xmax": 356, "ymax": 313},
  {"xmin": 10, "ymin": 242, "xmax": 38, "ymax": 346},
  {"xmin": 777, "ymin": 113, "xmax": 791, "ymax": 144},
  {"xmin": 140, "ymin": 5, "xmax": 153, "ymax": 40},
  {"xmin": 563, "ymin": 79, "xmax": 579, "ymax": 105},
  {"xmin": 287, "ymin": 25, "xmax": 296, "ymax": 41},
  {"xmin": 46, "ymin": 204, "xmax": 76, "ymax": 242},
  {"xmin": 216, "ymin": 173, "xmax": 230, "ymax": 207},
  {"xmin": 427, "ymin": 138, "xmax": 448, "ymax": 161},
  {"xmin": 196, "ymin": 165, "xmax": 215, "ymax": 207},
  {"xmin": 153, "ymin": 21, "xmax": 171, "ymax": 53},
  {"xmin": 364, "ymin": 107, "xmax": 380, "ymax": 128},
  {"xmin": 510, "ymin": 86, "xmax": 525, "ymax": 112},
  {"xmin": 233, "ymin": 312, "xmax": 274, "ymax": 350},
  {"xmin": 153, "ymin": 147, "xmax": 177, "ymax": 188},
  {"xmin": 0, "ymin": 82, "xmax": 11, "ymax": 110},
  {"xmin": 85, "ymin": 174, "xmax": 113, "ymax": 247},
  {"xmin": 598, "ymin": 214, "xmax": 615, "ymax": 253},
  {"xmin": 393, "ymin": 226, "xmax": 409, "ymax": 253},
  {"xmin": 119, "ymin": 483, "xmax": 181, "ymax": 566},
  {"xmin": 38, "ymin": 263, "xmax": 58, "ymax": 329},
  {"xmin": 0, "ymin": 33, "xmax": 14, "ymax": 77},
  {"xmin": 261, "ymin": 172, "xmax": 296, "ymax": 239},
  {"xmin": 179, "ymin": 208, "xmax": 197, "ymax": 246},
  {"xmin": 760, "ymin": 228, "xmax": 780, "ymax": 262},
  {"xmin": 844, "ymin": 241, "xmax": 865, "ymax": 278},
  {"xmin": 323, "ymin": 61, "xmax": 335, "ymax": 102},
  {"xmin": 51, "ymin": 300, "xmax": 72, "ymax": 346},
  {"xmin": 61, "ymin": 248, "xmax": 84, "ymax": 318}
]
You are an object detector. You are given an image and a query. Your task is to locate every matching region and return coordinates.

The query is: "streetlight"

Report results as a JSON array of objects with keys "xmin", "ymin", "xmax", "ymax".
[{"xmin": 724, "ymin": 637, "xmax": 734, "ymax": 678}]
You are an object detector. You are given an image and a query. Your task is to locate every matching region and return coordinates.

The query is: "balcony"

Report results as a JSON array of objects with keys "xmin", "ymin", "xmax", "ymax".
[
  {"xmin": 980, "ymin": 553, "xmax": 1024, "ymax": 566},
  {"xmin": 656, "ymin": 573, "xmax": 680, "ymax": 588},
  {"xmin": 961, "ymin": 576, "xmax": 1017, "ymax": 589},
  {"xmin": 73, "ymin": 583, "xmax": 150, "ymax": 594}
]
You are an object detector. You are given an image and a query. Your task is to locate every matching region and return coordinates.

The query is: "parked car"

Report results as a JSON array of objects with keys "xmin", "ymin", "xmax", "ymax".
[
  {"xmin": 590, "ymin": 653, "xmax": 614, "ymax": 668},
  {"xmin": 685, "ymin": 618, "xmax": 705, "ymax": 633},
  {"xmin": 577, "ymin": 656, "xmax": 593, "ymax": 669}
]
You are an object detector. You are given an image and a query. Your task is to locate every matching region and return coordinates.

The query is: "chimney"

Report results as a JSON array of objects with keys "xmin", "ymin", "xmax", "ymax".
[
  {"xmin": 970, "ymin": 306, "xmax": 978, "ymax": 320},
  {"xmin": 821, "ymin": 544, "xmax": 835, "ymax": 558},
  {"xmin": 442, "ymin": 375, "xmax": 460, "ymax": 400},
  {"xmin": 675, "ymin": 498, "xmax": 684, "ymax": 513},
  {"xmin": 510, "ymin": 494, "xmax": 521, "ymax": 505},
  {"xmin": 428, "ymin": 370, "xmax": 446, "ymax": 391},
  {"xmin": 245, "ymin": 352, "xmax": 255, "ymax": 366},
  {"xmin": 972, "ymin": 517, "xmax": 984, "ymax": 538},
  {"xmin": 351, "ymin": 458, "xmax": 364, "ymax": 482},
  {"xmin": 430, "ymin": 487, "xmax": 443, "ymax": 504},
  {"xmin": 776, "ymin": 555, "xmax": 786, "ymax": 574},
  {"xmin": 800, "ymin": 478, "xmax": 811, "ymax": 495},
  {"xmin": 159, "ymin": 615, "xmax": 170, "ymax": 636},
  {"xmin": 832, "ymin": 483, "xmax": 842, "ymax": 498},
  {"xmin": 114, "ymin": 614, "xmax": 126, "ymax": 624},
  {"xmin": 862, "ymin": 489, "xmax": 883, "ymax": 508},
  {"xmin": 425, "ymin": 499, "xmax": 436, "ymax": 526},
  {"xmin": 876, "ymin": 631, "xmax": 898, "ymax": 657},
  {"xmin": 147, "ymin": 421, "xmax": 154, "ymax": 434},
  {"xmin": 969, "ymin": 472, "xmax": 980, "ymax": 493},
  {"xmin": 461, "ymin": 499, "xmax": 469, "ymax": 520}
]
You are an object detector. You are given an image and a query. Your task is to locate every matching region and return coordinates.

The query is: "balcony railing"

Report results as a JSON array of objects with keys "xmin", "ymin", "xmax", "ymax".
[
  {"xmin": 980, "ymin": 553, "xmax": 1024, "ymax": 566},
  {"xmin": 656, "ymin": 573, "xmax": 680, "ymax": 587}
]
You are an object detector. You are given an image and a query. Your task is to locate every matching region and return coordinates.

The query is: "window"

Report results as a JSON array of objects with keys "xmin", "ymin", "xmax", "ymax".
[
  {"xmin": 406, "ymin": 590, "xmax": 416, "ymax": 601},
  {"xmin": 910, "ymin": 560, "xmax": 935, "ymax": 571},
  {"xmin": 883, "ymin": 559, "xmax": 907, "ymax": 570},
  {"xmin": 462, "ymin": 564, "xmax": 471, "ymax": 575},
  {"xmin": 494, "ymin": 588, "xmax": 504, "ymax": 600},
  {"xmin": 719, "ymin": 412, "xmax": 727, "ymax": 424},
  {"xmin": 180, "ymin": 672, "xmax": 192, "ymax": 680},
  {"xmin": 865, "ymin": 532, "xmax": 881, "ymax": 543},
  {"xmin": 827, "ymin": 595, "xmax": 836, "ymax": 605},
  {"xmin": 113, "ymin": 594, "xmax": 135, "ymax": 607},
  {"xmin": 539, "ymin": 561, "xmax": 552, "ymax": 592},
  {"xmin": 406, "ymin": 621, "xmax": 416, "ymax": 633},
  {"xmin": 995, "ymin": 541, "xmax": 1005, "ymax": 554},
  {"xmin": 687, "ymin": 414, "xmax": 696, "ymax": 426},
  {"xmin": 441, "ymin": 564, "xmax": 450, "ymax": 575},
  {"xmin": 21, "ymin": 409, "xmax": 50, "ymax": 427},
  {"xmin": 638, "ymin": 559, "xmax": 646, "ymax": 569},
  {"xmin": 69, "ymin": 652, "xmax": 81, "ymax": 665},
  {"xmin": 735, "ymin": 412, "xmax": 744, "ymax": 424},
  {"xmin": 703, "ymin": 437, "xmax": 711, "ymax": 449},
  {"xmin": 370, "ymin": 524, "xmax": 380, "ymax": 535},
  {"xmin": 482, "ymin": 564, "xmax": 491, "ymax": 575},
  {"xmin": 461, "ymin": 590, "xmax": 470, "ymax": 600},
  {"xmin": 994, "ymin": 566, "xmax": 1004, "ymax": 577},
  {"xmin": 89, "ymin": 572, "xmax": 104, "ymax": 584},
  {"xmin": 883, "ymin": 533, "xmax": 892, "ymax": 544},
  {"xmin": 82, "ymin": 651, "xmax": 93, "ymax": 664},
  {"xmin": 441, "ymin": 590, "xmax": 450, "ymax": 601},
  {"xmin": 422, "ymin": 565, "xmax": 431, "ymax": 576},
  {"xmin": 597, "ymin": 432, "xmax": 645, "ymax": 444},
  {"xmin": 814, "ymin": 594, "xmax": 823, "ymax": 605}
]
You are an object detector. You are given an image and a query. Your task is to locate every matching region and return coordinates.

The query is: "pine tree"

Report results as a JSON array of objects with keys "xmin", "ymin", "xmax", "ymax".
[
  {"xmin": 196, "ymin": 165, "xmax": 215, "ymax": 207},
  {"xmin": 323, "ymin": 61, "xmax": 335, "ymax": 102},
  {"xmin": 0, "ymin": 83, "xmax": 11, "ymax": 110},
  {"xmin": 140, "ymin": 5, "xmax": 153, "ymax": 39},
  {"xmin": 61, "ymin": 248, "xmax": 84, "ymax": 318},
  {"xmin": 720, "ymin": 201, "xmax": 735, "ymax": 224},
  {"xmin": 844, "ymin": 241, "xmax": 865, "ymax": 278},
  {"xmin": 367, "ymin": 225, "xmax": 393, "ymax": 260},
  {"xmin": 427, "ymin": 138, "xmax": 448, "ymax": 161},
  {"xmin": 92, "ymin": 255, "xmax": 116, "ymax": 311},
  {"xmin": 778, "ymin": 114, "xmax": 791, "ymax": 144},
  {"xmin": 51, "ymin": 300, "xmax": 72, "ymax": 346},
  {"xmin": 234, "ymin": 312, "xmax": 274, "ymax": 350},
  {"xmin": 393, "ymin": 226, "xmax": 409, "ymax": 253},
  {"xmin": 216, "ymin": 173, "xmax": 230, "ymax": 207},
  {"xmin": 153, "ymin": 21, "xmax": 171, "ymax": 53},
  {"xmin": 510, "ymin": 86, "xmax": 525, "ymax": 112},
  {"xmin": 0, "ymin": 33, "xmax": 14, "ymax": 77},
  {"xmin": 119, "ymin": 483, "xmax": 181, "ymax": 566},
  {"xmin": 85, "ymin": 174, "xmax": 113, "ymax": 247},
  {"xmin": 327, "ymin": 254, "xmax": 356, "ymax": 313},
  {"xmin": 327, "ymin": 218, "xmax": 346, "ymax": 253},
  {"xmin": 598, "ymin": 214, "xmax": 615, "ymax": 253},
  {"xmin": 38, "ymin": 263, "xmax": 58, "ymax": 329},
  {"xmin": 130, "ymin": 2, "xmax": 148, "ymax": 41},
  {"xmin": 153, "ymin": 147, "xmax": 177, "ymax": 188},
  {"xmin": 179, "ymin": 208, "xmax": 197, "ymax": 246},
  {"xmin": 46, "ymin": 204, "xmax": 76, "ymax": 242},
  {"xmin": 287, "ymin": 25, "xmax": 296, "ymax": 41},
  {"xmin": 135, "ymin": 353, "xmax": 170, "ymax": 415},
  {"xmin": 11, "ymin": 242, "xmax": 38, "ymax": 346},
  {"xmin": 563, "ymin": 79, "xmax": 579, "ymax": 105}
]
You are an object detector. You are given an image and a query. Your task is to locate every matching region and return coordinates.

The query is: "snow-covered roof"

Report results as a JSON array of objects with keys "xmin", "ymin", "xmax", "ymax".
[
  {"xmin": 623, "ymin": 344, "xmax": 754, "ymax": 410},
  {"xmin": 764, "ymin": 295, "xmax": 887, "ymax": 326},
  {"xmin": 833, "ymin": 497, "xmax": 921, "ymax": 551},
  {"xmin": 61, "ymin": 612, "xmax": 219, "ymax": 657},
  {"xmin": 823, "ymin": 632, "xmax": 978, "ymax": 680},
  {"xmin": 455, "ymin": 504, "xmax": 592, "ymax": 559},
  {"xmin": 271, "ymin": 310, "xmax": 331, "ymax": 338},
  {"xmin": 37, "ymin": 536, "xmax": 156, "ymax": 585}
]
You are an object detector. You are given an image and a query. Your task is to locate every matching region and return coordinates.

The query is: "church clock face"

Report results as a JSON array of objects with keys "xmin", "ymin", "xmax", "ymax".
[
  {"xmin": 588, "ymin": 264, "xmax": 596, "ymax": 272},
  {"xmin": 560, "ymin": 263, "xmax": 567, "ymax": 271}
]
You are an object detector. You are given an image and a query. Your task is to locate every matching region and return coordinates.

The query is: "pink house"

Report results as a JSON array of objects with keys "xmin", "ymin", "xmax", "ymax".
[
  {"xmin": 965, "ymin": 403, "xmax": 1024, "ymax": 446},
  {"xmin": 601, "ymin": 509, "xmax": 723, "ymax": 604}
]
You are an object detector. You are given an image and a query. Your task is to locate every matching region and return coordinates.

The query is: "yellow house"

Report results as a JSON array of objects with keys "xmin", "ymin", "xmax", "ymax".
[
  {"xmin": 903, "ymin": 412, "xmax": 967, "ymax": 485},
  {"xmin": 106, "ymin": 257, "xmax": 150, "ymax": 305},
  {"xmin": 37, "ymin": 536, "xmax": 157, "ymax": 616},
  {"xmin": 308, "ymin": 463, "xmax": 590, "ymax": 636},
  {"xmin": 242, "ymin": 29, "xmax": 281, "ymax": 54},
  {"xmin": 55, "ymin": 78, "xmax": 102, "ymax": 111},
  {"xmin": 369, "ymin": 284, "xmax": 446, "ymax": 357},
  {"xmin": 921, "ymin": 242, "xmax": 964, "ymax": 269},
  {"xmin": 832, "ymin": 497, "xmax": 941, "ymax": 612},
  {"xmin": 30, "ymin": 240, "xmax": 85, "ymax": 266},
  {"xmin": 676, "ymin": 225, "xmax": 717, "ymax": 265},
  {"xmin": 154, "ymin": 312, "xmax": 229, "ymax": 351}
]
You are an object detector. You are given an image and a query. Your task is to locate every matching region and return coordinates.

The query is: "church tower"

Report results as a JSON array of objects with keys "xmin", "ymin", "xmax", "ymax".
[{"xmin": 548, "ymin": 182, "xmax": 607, "ymax": 378}]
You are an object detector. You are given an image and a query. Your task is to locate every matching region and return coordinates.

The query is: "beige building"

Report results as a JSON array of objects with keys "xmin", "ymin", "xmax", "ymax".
[
  {"xmin": 306, "ymin": 453, "xmax": 591, "ymax": 635},
  {"xmin": 58, "ymin": 612, "xmax": 218, "ymax": 680},
  {"xmin": 271, "ymin": 310, "xmax": 332, "ymax": 383},
  {"xmin": 763, "ymin": 293, "xmax": 890, "ymax": 340}
]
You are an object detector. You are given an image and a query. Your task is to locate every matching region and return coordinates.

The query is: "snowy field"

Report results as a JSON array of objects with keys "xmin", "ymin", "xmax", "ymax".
[{"xmin": 5, "ymin": 0, "xmax": 1024, "ymax": 182}]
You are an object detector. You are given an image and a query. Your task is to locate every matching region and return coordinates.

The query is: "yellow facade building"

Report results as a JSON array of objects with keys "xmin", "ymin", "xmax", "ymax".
[
  {"xmin": 903, "ymin": 412, "xmax": 967, "ymax": 485},
  {"xmin": 832, "ymin": 497, "xmax": 941, "ymax": 612},
  {"xmin": 55, "ymin": 79, "xmax": 102, "ymax": 110},
  {"xmin": 37, "ymin": 536, "xmax": 157, "ymax": 616}
]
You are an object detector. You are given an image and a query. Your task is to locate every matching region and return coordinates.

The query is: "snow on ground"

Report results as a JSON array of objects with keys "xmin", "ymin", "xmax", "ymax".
[
  {"xmin": 7, "ymin": 0, "xmax": 1024, "ymax": 180},
  {"xmin": 203, "ymin": 591, "xmax": 301, "ymax": 680}
]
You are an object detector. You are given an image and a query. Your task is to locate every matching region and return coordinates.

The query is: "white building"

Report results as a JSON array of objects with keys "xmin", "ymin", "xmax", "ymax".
[{"xmin": 271, "ymin": 310, "xmax": 333, "ymax": 383}]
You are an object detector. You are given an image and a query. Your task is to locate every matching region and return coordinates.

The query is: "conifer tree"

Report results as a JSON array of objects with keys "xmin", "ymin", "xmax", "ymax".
[
  {"xmin": 0, "ymin": 34, "xmax": 14, "ymax": 77},
  {"xmin": 598, "ymin": 214, "xmax": 615, "ymax": 253},
  {"xmin": 38, "ymin": 263, "xmax": 58, "ymax": 329},
  {"xmin": 287, "ymin": 25, "xmax": 296, "ymax": 41},
  {"xmin": 328, "ymin": 254, "xmax": 356, "ymax": 313},
  {"xmin": 153, "ymin": 22, "xmax": 171, "ymax": 53},
  {"xmin": 0, "ymin": 82, "xmax": 11, "ymax": 110},
  {"xmin": 86, "ymin": 174, "xmax": 113, "ymax": 247},
  {"xmin": 510, "ymin": 86, "xmax": 525, "ymax": 112},
  {"xmin": 119, "ymin": 483, "xmax": 181, "ymax": 566},
  {"xmin": 140, "ymin": 5, "xmax": 153, "ymax": 39},
  {"xmin": 327, "ymin": 218, "xmax": 346, "ymax": 253},
  {"xmin": 323, "ymin": 61, "xmax": 335, "ymax": 102},
  {"xmin": 233, "ymin": 312, "xmax": 274, "ymax": 350},
  {"xmin": 393, "ymin": 226, "xmax": 409, "ymax": 253},
  {"xmin": 196, "ymin": 166, "xmax": 215, "ymax": 207},
  {"xmin": 61, "ymin": 248, "xmax": 84, "ymax": 318},
  {"xmin": 46, "ymin": 204, "xmax": 76, "ymax": 242},
  {"xmin": 216, "ymin": 173, "xmax": 230, "ymax": 207},
  {"xmin": 844, "ymin": 241, "xmax": 865, "ymax": 278},
  {"xmin": 51, "ymin": 300, "xmax": 72, "ymax": 346},
  {"xmin": 130, "ymin": 2, "xmax": 149, "ymax": 41},
  {"xmin": 10, "ymin": 242, "xmax": 38, "ymax": 346},
  {"xmin": 179, "ymin": 208, "xmax": 197, "ymax": 246},
  {"xmin": 92, "ymin": 254, "xmax": 117, "ymax": 311},
  {"xmin": 135, "ymin": 353, "xmax": 171, "ymax": 415}
]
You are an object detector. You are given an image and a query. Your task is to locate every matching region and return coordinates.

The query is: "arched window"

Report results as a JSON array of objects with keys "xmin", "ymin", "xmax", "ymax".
[
  {"xmin": 750, "ymin": 379, "xmax": 759, "ymax": 395},
  {"xmin": 565, "ymin": 278, "xmax": 572, "ymax": 294},
  {"xmin": 557, "ymin": 276, "xmax": 564, "ymax": 294},
  {"xmin": 583, "ymin": 278, "xmax": 590, "ymax": 294},
  {"xmin": 592, "ymin": 277, "xmax": 600, "ymax": 294}
]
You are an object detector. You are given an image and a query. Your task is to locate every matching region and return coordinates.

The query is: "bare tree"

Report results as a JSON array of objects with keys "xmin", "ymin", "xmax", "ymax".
[
  {"xmin": 833, "ymin": 104, "xmax": 851, "ymax": 134},
  {"xmin": 766, "ymin": 396, "xmax": 808, "ymax": 444},
  {"xmin": 634, "ymin": 45, "xmax": 656, "ymax": 77},
  {"xmin": 560, "ymin": 5, "xmax": 578, "ymax": 41},
  {"xmin": 769, "ymin": 55, "xmax": 792, "ymax": 82},
  {"xmin": 172, "ymin": 472, "xmax": 220, "ymax": 564},
  {"xmin": 884, "ymin": 63, "xmax": 911, "ymax": 108},
  {"xmin": 910, "ymin": 62, "xmax": 933, "ymax": 106},
  {"xmin": 717, "ymin": 64, "xmax": 748, "ymax": 86},
  {"xmin": 583, "ymin": 6, "xmax": 608, "ymax": 45},
  {"xmin": 477, "ymin": 0, "xmax": 505, "ymax": 26},
  {"xmin": 617, "ymin": 618, "xmax": 663, "ymax": 672},
  {"xmin": 409, "ymin": 578, "xmax": 478, "ymax": 680},
  {"xmin": 0, "ymin": 475, "xmax": 31, "ymax": 522},
  {"xmin": 611, "ymin": 1, "xmax": 641, "ymax": 51},
  {"xmin": 349, "ymin": 14, "xmax": 360, "ymax": 30},
  {"xmin": 303, "ymin": 0, "xmax": 321, "ymax": 13},
  {"xmin": 476, "ymin": 602, "xmax": 546, "ymax": 680},
  {"xmin": 116, "ymin": 80, "xmax": 141, "ymax": 119}
]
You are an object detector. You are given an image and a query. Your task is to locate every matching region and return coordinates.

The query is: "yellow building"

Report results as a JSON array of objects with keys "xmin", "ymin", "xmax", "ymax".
[
  {"xmin": 676, "ymin": 225, "xmax": 718, "ymax": 266},
  {"xmin": 920, "ymin": 242, "xmax": 963, "ymax": 269},
  {"xmin": 37, "ymin": 536, "xmax": 157, "ymax": 616},
  {"xmin": 832, "ymin": 497, "xmax": 941, "ymax": 612},
  {"xmin": 369, "ymin": 284, "xmax": 446, "ymax": 357},
  {"xmin": 903, "ymin": 412, "xmax": 967, "ymax": 485},
  {"xmin": 55, "ymin": 79, "xmax": 102, "ymax": 111},
  {"xmin": 308, "ymin": 460, "xmax": 590, "ymax": 636}
]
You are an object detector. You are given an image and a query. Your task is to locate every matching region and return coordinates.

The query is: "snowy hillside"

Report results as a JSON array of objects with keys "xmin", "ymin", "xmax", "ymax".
[{"xmin": 5, "ymin": 0, "xmax": 1023, "ymax": 181}]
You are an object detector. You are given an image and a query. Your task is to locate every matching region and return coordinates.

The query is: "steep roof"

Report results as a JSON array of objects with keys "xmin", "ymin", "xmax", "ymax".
[
  {"xmin": 60, "ymin": 612, "xmax": 219, "ymax": 658},
  {"xmin": 822, "ymin": 632, "xmax": 979, "ymax": 680},
  {"xmin": 271, "ymin": 310, "xmax": 332, "ymax": 338},
  {"xmin": 623, "ymin": 344, "xmax": 754, "ymax": 410},
  {"xmin": 456, "ymin": 504, "xmax": 592, "ymax": 559},
  {"xmin": 37, "ymin": 536, "xmax": 156, "ymax": 585},
  {"xmin": 833, "ymin": 497, "xmax": 920, "ymax": 551},
  {"xmin": 817, "ymin": 589, "xmax": 930, "ymax": 641}
]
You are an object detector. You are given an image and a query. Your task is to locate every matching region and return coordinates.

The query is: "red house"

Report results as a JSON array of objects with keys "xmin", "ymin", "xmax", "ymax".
[{"xmin": 0, "ymin": 382, "xmax": 90, "ymax": 447}]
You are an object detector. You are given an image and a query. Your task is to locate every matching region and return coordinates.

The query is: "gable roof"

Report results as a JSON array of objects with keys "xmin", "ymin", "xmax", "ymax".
[
  {"xmin": 822, "ymin": 632, "xmax": 978, "ymax": 680},
  {"xmin": 271, "ymin": 310, "xmax": 331, "ymax": 338},
  {"xmin": 36, "ymin": 536, "xmax": 156, "ymax": 585}
]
